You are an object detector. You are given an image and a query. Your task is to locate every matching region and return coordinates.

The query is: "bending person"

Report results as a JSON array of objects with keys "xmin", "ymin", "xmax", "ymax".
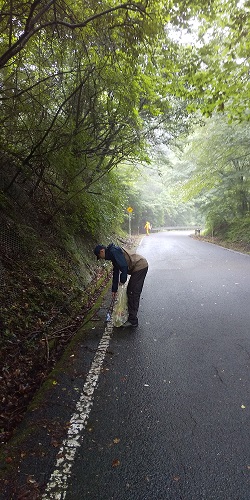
[{"xmin": 94, "ymin": 243, "xmax": 148, "ymax": 327}]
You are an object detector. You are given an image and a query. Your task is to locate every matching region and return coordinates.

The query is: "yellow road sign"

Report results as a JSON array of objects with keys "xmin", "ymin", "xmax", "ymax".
[{"xmin": 127, "ymin": 207, "xmax": 133, "ymax": 213}]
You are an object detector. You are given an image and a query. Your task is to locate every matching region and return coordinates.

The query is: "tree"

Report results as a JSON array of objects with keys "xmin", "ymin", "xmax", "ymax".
[
  {"xmin": 171, "ymin": 0, "xmax": 250, "ymax": 120},
  {"xmin": 179, "ymin": 114, "xmax": 250, "ymax": 231},
  {"xmin": 4, "ymin": 0, "xmax": 249, "ymax": 236},
  {"xmin": 1, "ymin": 0, "xmax": 208, "ymax": 226}
]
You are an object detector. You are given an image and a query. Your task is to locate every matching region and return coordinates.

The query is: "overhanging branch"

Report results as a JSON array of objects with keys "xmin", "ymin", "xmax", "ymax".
[{"xmin": 0, "ymin": 2, "xmax": 147, "ymax": 69}]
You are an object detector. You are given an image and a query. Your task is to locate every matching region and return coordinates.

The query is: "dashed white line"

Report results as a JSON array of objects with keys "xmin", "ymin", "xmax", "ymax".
[{"xmin": 42, "ymin": 321, "xmax": 113, "ymax": 500}]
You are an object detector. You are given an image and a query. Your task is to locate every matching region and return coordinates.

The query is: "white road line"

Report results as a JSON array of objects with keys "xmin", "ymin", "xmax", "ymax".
[{"xmin": 41, "ymin": 321, "xmax": 113, "ymax": 500}]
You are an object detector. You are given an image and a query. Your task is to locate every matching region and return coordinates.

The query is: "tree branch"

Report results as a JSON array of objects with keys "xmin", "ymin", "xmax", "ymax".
[{"xmin": 0, "ymin": 2, "xmax": 146, "ymax": 69}]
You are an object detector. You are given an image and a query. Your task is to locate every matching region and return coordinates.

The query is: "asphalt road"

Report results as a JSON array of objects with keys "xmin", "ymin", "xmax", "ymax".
[{"xmin": 3, "ymin": 231, "xmax": 250, "ymax": 499}]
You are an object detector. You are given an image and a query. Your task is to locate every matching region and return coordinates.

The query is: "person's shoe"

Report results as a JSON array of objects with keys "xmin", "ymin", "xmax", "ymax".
[{"xmin": 122, "ymin": 320, "xmax": 138, "ymax": 328}]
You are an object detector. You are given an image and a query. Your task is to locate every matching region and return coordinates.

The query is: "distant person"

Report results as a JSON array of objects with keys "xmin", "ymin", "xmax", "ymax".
[
  {"xmin": 144, "ymin": 221, "xmax": 151, "ymax": 235},
  {"xmin": 94, "ymin": 243, "xmax": 148, "ymax": 327}
]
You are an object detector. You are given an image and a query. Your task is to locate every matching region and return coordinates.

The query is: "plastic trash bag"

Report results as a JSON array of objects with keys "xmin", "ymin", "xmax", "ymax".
[
  {"xmin": 112, "ymin": 284, "xmax": 128, "ymax": 327},
  {"xmin": 106, "ymin": 296, "xmax": 115, "ymax": 323}
]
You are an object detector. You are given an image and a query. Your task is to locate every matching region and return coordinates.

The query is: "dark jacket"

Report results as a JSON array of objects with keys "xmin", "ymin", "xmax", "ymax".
[{"xmin": 105, "ymin": 243, "xmax": 148, "ymax": 292}]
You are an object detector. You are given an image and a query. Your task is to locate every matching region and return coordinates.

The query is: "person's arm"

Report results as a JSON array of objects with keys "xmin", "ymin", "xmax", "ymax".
[
  {"xmin": 119, "ymin": 266, "xmax": 128, "ymax": 284},
  {"xmin": 112, "ymin": 266, "xmax": 120, "ymax": 293},
  {"xmin": 114, "ymin": 251, "xmax": 128, "ymax": 284},
  {"xmin": 111, "ymin": 248, "xmax": 128, "ymax": 288}
]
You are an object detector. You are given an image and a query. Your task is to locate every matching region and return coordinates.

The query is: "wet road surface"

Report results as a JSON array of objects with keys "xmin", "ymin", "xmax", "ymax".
[{"xmin": 4, "ymin": 231, "xmax": 250, "ymax": 499}]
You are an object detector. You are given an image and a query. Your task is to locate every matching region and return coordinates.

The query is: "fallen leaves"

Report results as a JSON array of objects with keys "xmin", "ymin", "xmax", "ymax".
[
  {"xmin": 173, "ymin": 475, "xmax": 181, "ymax": 482},
  {"xmin": 112, "ymin": 438, "xmax": 121, "ymax": 467},
  {"xmin": 112, "ymin": 459, "xmax": 120, "ymax": 467},
  {"xmin": 1, "ymin": 256, "xmax": 112, "ymax": 446},
  {"xmin": 51, "ymin": 438, "xmax": 60, "ymax": 448}
]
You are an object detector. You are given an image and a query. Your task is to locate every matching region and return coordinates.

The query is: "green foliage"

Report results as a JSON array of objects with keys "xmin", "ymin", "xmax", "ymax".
[
  {"xmin": 1, "ymin": 0, "xmax": 250, "ymax": 241},
  {"xmin": 173, "ymin": 0, "xmax": 250, "ymax": 121},
  {"xmin": 1, "ymin": 1, "xmax": 185, "ymax": 240},
  {"xmin": 225, "ymin": 216, "xmax": 250, "ymax": 244},
  {"xmin": 3, "ymin": 0, "xmax": 250, "ymax": 444},
  {"xmin": 204, "ymin": 214, "xmax": 250, "ymax": 245},
  {"xmin": 117, "ymin": 153, "xmax": 199, "ymax": 233},
  {"xmin": 174, "ymin": 114, "xmax": 250, "ymax": 237}
]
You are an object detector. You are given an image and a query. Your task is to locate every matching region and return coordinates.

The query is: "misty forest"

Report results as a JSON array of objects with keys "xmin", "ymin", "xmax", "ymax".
[{"xmin": 1, "ymin": 0, "xmax": 250, "ymax": 440}]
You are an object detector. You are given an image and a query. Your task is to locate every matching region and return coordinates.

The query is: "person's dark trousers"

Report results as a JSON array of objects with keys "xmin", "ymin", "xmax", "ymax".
[{"xmin": 127, "ymin": 267, "xmax": 148, "ymax": 325}]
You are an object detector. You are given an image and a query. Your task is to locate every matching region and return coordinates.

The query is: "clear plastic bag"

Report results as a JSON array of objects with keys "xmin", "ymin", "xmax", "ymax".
[{"xmin": 112, "ymin": 284, "xmax": 128, "ymax": 327}]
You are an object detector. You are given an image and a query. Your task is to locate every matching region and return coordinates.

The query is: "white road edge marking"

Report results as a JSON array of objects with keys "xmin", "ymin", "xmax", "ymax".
[{"xmin": 41, "ymin": 321, "xmax": 113, "ymax": 499}]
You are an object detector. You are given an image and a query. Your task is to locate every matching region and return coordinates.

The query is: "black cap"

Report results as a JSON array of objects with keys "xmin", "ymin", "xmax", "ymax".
[{"xmin": 94, "ymin": 244, "xmax": 105, "ymax": 260}]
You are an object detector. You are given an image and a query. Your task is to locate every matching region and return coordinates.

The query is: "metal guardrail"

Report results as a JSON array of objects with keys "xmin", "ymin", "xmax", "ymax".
[{"xmin": 151, "ymin": 226, "xmax": 202, "ymax": 232}]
